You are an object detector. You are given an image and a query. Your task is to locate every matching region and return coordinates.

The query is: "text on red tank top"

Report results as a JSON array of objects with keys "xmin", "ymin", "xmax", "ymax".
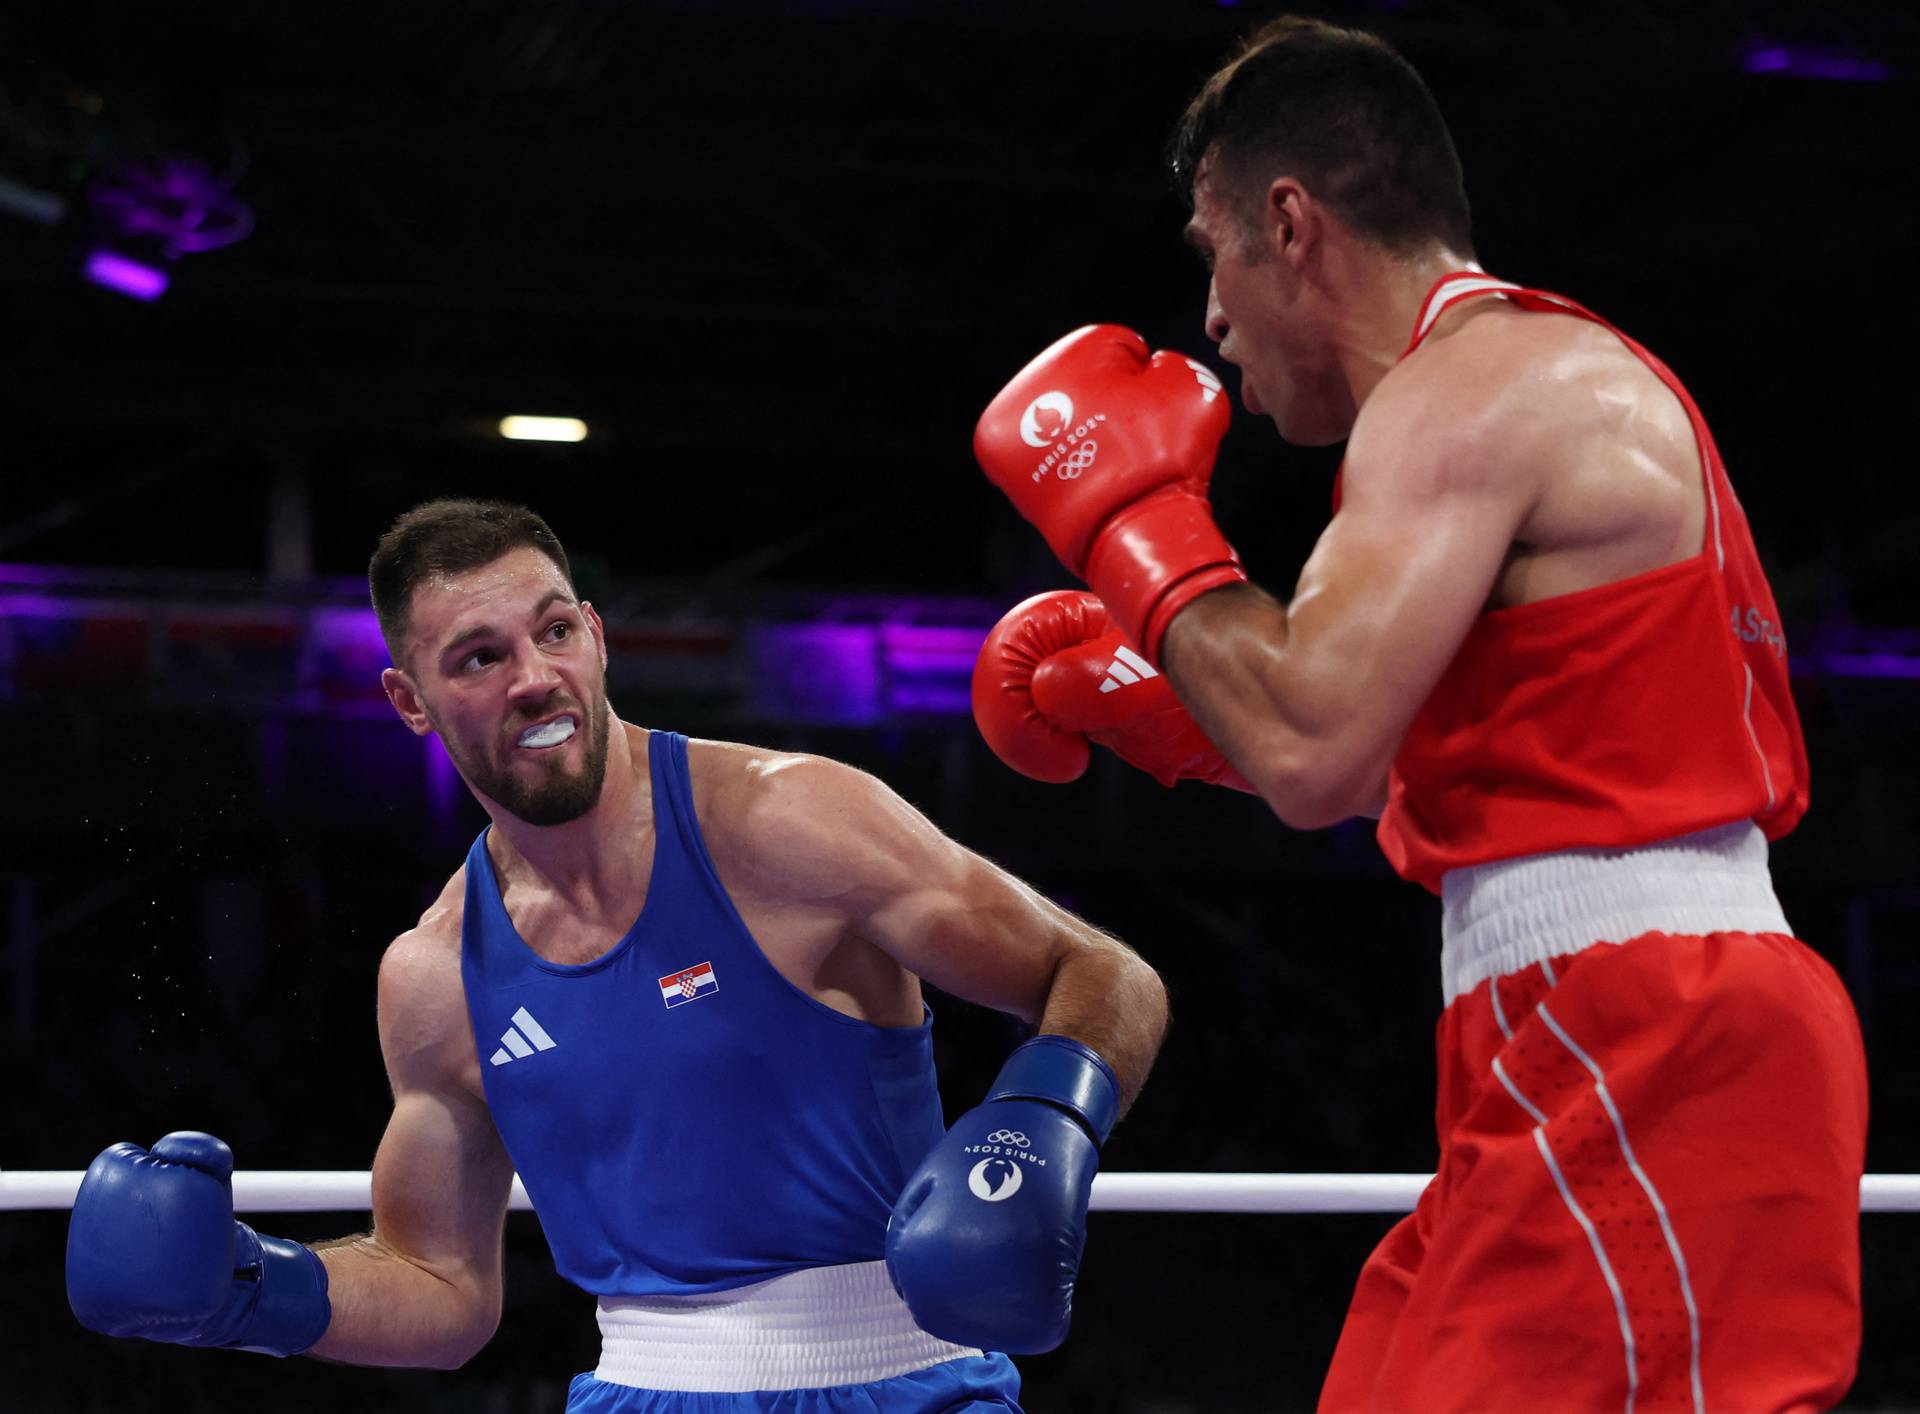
[{"xmin": 1357, "ymin": 272, "xmax": 1807, "ymax": 890}]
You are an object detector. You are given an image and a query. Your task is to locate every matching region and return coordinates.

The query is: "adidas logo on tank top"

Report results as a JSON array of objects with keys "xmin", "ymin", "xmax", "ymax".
[{"xmin": 489, "ymin": 1006, "xmax": 557, "ymax": 1066}]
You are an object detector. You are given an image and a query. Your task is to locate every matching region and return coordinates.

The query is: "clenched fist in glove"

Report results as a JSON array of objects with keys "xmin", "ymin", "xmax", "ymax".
[
  {"xmin": 974, "ymin": 325, "xmax": 1246, "ymax": 662},
  {"xmin": 66, "ymin": 1131, "xmax": 331, "ymax": 1357},
  {"xmin": 886, "ymin": 1036, "xmax": 1117, "ymax": 1354},
  {"xmin": 972, "ymin": 589, "xmax": 1253, "ymax": 791}
]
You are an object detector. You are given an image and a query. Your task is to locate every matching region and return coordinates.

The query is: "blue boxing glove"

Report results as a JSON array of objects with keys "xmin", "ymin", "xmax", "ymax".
[
  {"xmin": 66, "ymin": 1131, "xmax": 331, "ymax": 1357},
  {"xmin": 886, "ymin": 1034, "xmax": 1118, "ymax": 1354}
]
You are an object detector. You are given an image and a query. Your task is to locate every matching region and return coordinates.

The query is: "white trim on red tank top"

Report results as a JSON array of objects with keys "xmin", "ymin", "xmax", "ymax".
[
  {"xmin": 1408, "ymin": 271, "xmax": 1521, "ymax": 346},
  {"xmin": 1405, "ymin": 270, "xmax": 1726, "ymax": 572},
  {"xmin": 1410, "ymin": 272, "xmax": 1782, "ymax": 819},
  {"xmin": 1741, "ymin": 664, "xmax": 1779, "ymax": 813},
  {"xmin": 1400, "ymin": 274, "xmax": 1785, "ymax": 885}
]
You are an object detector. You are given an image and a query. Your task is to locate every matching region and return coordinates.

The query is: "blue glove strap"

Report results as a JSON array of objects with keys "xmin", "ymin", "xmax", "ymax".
[
  {"xmin": 220, "ymin": 1224, "xmax": 332, "ymax": 1357},
  {"xmin": 985, "ymin": 1035, "xmax": 1121, "ymax": 1146}
]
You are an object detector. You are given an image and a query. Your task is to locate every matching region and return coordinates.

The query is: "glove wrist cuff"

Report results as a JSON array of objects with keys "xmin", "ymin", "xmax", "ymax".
[
  {"xmin": 986, "ymin": 1036, "xmax": 1121, "ymax": 1146},
  {"xmin": 1085, "ymin": 491, "xmax": 1246, "ymax": 664},
  {"xmin": 227, "ymin": 1226, "xmax": 331, "ymax": 1357}
]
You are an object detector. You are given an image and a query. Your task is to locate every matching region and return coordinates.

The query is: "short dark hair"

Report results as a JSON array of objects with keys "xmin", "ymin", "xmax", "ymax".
[
  {"xmin": 1170, "ymin": 15, "xmax": 1473, "ymax": 256},
  {"xmin": 368, "ymin": 498, "xmax": 573, "ymax": 657}
]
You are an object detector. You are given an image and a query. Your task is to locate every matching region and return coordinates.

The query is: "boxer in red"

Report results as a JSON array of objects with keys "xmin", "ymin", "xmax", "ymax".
[{"xmin": 967, "ymin": 15, "xmax": 1867, "ymax": 1412}]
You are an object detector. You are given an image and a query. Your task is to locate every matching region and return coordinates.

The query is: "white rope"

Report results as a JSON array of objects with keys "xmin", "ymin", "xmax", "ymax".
[{"xmin": 6, "ymin": 1170, "xmax": 1920, "ymax": 1213}]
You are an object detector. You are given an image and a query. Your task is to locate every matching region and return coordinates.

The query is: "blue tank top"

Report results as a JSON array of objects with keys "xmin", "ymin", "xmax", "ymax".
[{"xmin": 460, "ymin": 731, "xmax": 946, "ymax": 1297}]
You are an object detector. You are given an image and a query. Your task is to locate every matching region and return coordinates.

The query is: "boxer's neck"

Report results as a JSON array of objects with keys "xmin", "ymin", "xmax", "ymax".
[{"xmin": 1325, "ymin": 243, "xmax": 1482, "ymax": 416}]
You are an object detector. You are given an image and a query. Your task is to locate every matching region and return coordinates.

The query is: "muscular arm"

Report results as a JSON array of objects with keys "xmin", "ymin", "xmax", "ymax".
[
  {"xmin": 1162, "ymin": 343, "xmax": 1534, "ymax": 830},
  {"xmin": 736, "ymin": 756, "xmax": 1167, "ymax": 1114},
  {"xmin": 307, "ymin": 921, "xmax": 514, "ymax": 1368}
]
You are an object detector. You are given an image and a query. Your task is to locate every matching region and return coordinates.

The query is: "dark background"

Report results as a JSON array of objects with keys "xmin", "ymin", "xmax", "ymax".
[{"xmin": 3, "ymin": 2, "xmax": 1918, "ymax": 1409}]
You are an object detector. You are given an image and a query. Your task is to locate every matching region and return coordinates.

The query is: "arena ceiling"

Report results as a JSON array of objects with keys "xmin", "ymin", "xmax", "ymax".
[{"xmin": 2, "ymin": 1, "xmax": 1915, "ymax": 623}]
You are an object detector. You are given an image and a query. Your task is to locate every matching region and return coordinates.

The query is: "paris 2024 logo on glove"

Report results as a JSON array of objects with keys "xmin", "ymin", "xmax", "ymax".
[
  {"xmin": 1019, "ymin": 392, "xmax": 1075, "ymax": 448},
  {"xmin": 1016, "ymin": 358, "xmax": 1222, "ymax": 485},
  {"xmin": 964, "ymin": 1128, "xmax": 1042, "ymax": 1202},
  {"xmin": 1018, "ymin": 391, "xmax": 1107, "ymax": 483}
]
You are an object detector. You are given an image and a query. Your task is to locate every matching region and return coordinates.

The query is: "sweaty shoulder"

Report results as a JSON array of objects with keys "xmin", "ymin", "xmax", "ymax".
[
  {"xmin": 1353, "ymin": 303, "xmax": 1614, "ymax": 484},
  {"xmin": 378, "ymin": 867, "xmax": 481, "ymax": 1095},
  {"xmin": 1356, "ymin": 296, "xmax": 1704, "ymax": 597},
  {"xmin": 684, "ymin": 739, "xmax": 899, "ymax": 908}
]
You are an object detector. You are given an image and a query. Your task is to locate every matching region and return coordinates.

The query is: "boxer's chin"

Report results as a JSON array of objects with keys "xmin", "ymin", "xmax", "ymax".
[
  {"xmin": 502, "ymin": 771, "xmax": 604, "ymax": 827},
  {"xmin": 1266, "ymin": 389, "xmax": 1351, "ymax": 449},
  {"xmin": 468, "ymin": 705, "xmax": 614, "ymax": 826}
]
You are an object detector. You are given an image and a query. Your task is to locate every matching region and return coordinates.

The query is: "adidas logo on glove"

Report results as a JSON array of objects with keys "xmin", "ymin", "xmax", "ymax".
[{"xmin": 1097, "ymin": 645, "xmax": 1159, "ymax": 694}]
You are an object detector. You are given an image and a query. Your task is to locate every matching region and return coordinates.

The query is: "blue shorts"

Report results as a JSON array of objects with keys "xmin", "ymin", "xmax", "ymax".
[{"xmin": 564, "ymin": 1354, "xmax": 1022, "ymax": 1413}]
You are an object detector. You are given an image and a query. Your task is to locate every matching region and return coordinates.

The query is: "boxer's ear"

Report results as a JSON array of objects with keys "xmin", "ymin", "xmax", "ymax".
[
  {"xmin": 580, "ymin": 600, "xmax": 608, "ymax": 672},
  {"xmin": 1263, "ymin": 177, "xmax": 1318, "ymax": 270},
  {"xmin": 382, "ymin": 666, "xmax": 434, "ymax": 737}
]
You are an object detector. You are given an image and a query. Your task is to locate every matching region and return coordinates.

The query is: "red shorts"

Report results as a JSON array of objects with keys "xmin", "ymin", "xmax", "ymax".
[{"xmin": 1319, "ymin": 930, "xmax": 1868, "ymax": 1412}]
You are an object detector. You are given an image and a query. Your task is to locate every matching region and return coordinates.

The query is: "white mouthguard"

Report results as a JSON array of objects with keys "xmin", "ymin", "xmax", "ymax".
[{"xmin": 517, "ymin": 717, "xmax": 577, "ymax": 749}]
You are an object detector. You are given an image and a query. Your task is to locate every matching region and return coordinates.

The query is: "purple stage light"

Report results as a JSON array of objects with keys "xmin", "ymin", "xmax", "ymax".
[
  {"xmin": 1742, "ymin": 42, "xmax": 1889, "ymax": 81},
  {"xmin": 1812, "ymin": 652, "xmax": 1920, "ymax": 681},
  {"xmin": 299, "ymin": 608, "xmax": 395, "ymax": 711},
  {"xmin": 751, "ymin": 618, "xmax": 993, "ymax": 723},
  {"xmin": 1790, "ymin": 623, "xmax": 1920, "ymax": 681},
  {"xmin": 752, "ymin": 624, "xmax": 884, "ymax": 725},
  {"xmin": 878, "ymin": 623, "xmax": 988, "ymax": 716},
  {"xmin": 886, "ymin": 686, "xmax": 976, "ymax": 716},
  {"xmin": 89, "ymin": 156, "xmax": 254, "ymax": 254},
  {"xmin": 0, "ymin": 592, "xmax": 73, "ymax": 622},
  {"xmin": 0, "ymin": 564, "xmax": 73, "ymax": 586},
  {"xmin": 425, "ymin": 734, "xmax": 463, "ymax": 838},
  {"xmin": 0, "ymin": 563, "xmax": 78, "ymax": 622},
  {"xmin": 878, "ymin": 624, "xmax": 988, "ymax": 675},
  {"xmin": 85, "ymin": 250, "xmax": 168, "ymax": 301}
]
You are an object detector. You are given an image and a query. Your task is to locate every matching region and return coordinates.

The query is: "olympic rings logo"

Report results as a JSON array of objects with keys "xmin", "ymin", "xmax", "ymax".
[
  {"xmin": 985, "ymin": 1129, "xmax": 1031, "ymax": 1147},
  {"xmin": 1056, "ymin": 440, "xmax": 1098, "ymax": 479}
]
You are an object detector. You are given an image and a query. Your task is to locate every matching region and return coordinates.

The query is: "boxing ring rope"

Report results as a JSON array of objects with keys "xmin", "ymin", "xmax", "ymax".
[{"xmin": 8, "ymin": 1171, "xmax": 1920, "ymax": 1213}]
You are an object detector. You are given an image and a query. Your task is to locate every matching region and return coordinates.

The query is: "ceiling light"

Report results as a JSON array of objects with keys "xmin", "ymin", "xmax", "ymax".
[
  {"xmin": 85, "ymin": 249, "xmax": 167, "ymax": 301},
  {"xmin": 498, "ymin": 415, "xmax": 588, "ymax": 443}
]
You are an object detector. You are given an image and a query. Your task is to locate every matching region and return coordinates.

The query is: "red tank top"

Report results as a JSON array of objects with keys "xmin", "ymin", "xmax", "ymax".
[{"xmin": 1368, "ymin": 273, "xmax": 1808, "ymax": 891}]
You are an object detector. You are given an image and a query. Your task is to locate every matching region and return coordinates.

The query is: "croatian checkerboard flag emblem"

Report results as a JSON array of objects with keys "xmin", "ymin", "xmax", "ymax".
[{"xmin": 659, "ymin": 962, "xmax": 718, "ymax": 1009}]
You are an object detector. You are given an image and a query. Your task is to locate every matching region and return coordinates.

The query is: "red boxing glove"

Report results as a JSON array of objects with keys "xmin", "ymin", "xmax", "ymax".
[
  {"xmin": 972, "ymin": 589, "xmax": 1252, "ymax": 791},
  {"xmin": 974, "ymin": 325, "xmax": 1247, "ymax": 662}
]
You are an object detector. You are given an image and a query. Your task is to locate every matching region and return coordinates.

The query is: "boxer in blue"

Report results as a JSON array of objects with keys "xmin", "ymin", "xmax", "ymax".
[{"xmin": 65, "ymin": 499, "xmax": 1170, "ymax": 1411}]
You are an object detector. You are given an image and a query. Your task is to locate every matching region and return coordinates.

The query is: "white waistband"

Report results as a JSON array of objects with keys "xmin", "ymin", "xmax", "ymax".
[
  {"xmin": 592, "ymin": 1260, "xmax": 982, "ymax": 1393},
  {"xmin": 1438, "ymin": 822, "xmax": 1790, "ymax": 1005}
]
